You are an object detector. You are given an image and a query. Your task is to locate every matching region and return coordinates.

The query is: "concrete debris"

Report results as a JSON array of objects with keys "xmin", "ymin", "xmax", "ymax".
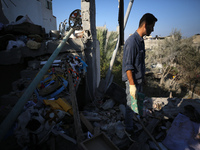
[
  {"xmin": 115, "ymin": 121, "xmax": 126, "ymax": 139},
  {"xmin": 101, "ymin": 98, "xmax": 115, "ymax": 110},
  {"xmin": 15, "ymin": 105, "xmax": 61, "ymax": 147},
  {"xmin": 119, "ymin": 104, "xmax": 126, "ymax": 118},
  {"xmin": 52, "ymin": 129, "xmax": 76, "ymax": 144},
  {"xmin": 1, "ymin": 74, "xmax": 200, "ymax": 150},
  {"xmin": 6, "ymin": 40, "xmax": 25, "ymax": 51},
  {"xmin": 84, "ymin": 116, "xmax": 102, "ymax": 122},
  {"xmin": 1, "ymin": 55, "xmax": 200, "ymax": 150}
]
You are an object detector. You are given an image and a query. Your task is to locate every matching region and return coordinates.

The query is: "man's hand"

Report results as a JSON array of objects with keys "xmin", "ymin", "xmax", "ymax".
[{"xmin": 129, "ymin": 85, "xmax": 137, "ymax": 100}]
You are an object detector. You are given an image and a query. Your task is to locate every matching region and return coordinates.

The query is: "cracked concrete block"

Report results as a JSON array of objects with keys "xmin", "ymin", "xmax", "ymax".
[
  {"xmin": 119, "ymin": 104, "xmax": 126, "ymax": 118},
  {"xmin": 114, "ymin": 121, "xmax": 125, "ymax": 139},
  {"xmin": 28, "ymin": 60, "xmax": 40, "ymax": 70},
  {"xmin": 101, "ymin": 99, "xmax": 115, "ymax": 110}
]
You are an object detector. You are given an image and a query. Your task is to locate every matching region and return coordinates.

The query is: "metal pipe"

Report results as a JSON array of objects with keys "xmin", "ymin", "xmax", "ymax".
[
  {"xmin": 0, "ymin": 28, "xmax": 75, "ymax": 141},
  {"xmin": 105, "ymin": 0, "xmax": 134, "ymax": 90},
  {"xmin": 124, "ymin": 0, "xmax": 134, "ymax": 28}
]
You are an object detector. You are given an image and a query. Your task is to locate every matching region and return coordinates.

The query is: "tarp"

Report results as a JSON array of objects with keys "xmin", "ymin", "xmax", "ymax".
[{"xmin": 162, "ymin": 113, "xmax": 200, "ymax": 150}]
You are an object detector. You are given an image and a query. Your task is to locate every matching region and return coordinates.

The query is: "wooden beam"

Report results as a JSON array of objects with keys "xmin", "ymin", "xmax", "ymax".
[
  {"xmin": 80, "ymin": 112, "xmax": 94, "ymax": 134},
  {"xmin": 68, "ymin": 67, "xmax": 84, "ymax": 143},
  {"xmin": 128, "ymin": 118, "xmax": 161, "ymax": 150}
]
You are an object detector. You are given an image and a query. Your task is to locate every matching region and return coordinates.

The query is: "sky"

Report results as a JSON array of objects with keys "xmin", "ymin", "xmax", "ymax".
[{"xmin": 52, "ymin": 0, "xmax": 200, "ymax": 40}]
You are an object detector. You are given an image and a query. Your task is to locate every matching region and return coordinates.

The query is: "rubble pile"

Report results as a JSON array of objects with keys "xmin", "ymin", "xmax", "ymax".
[
  {"xmin": 1, "ymin": 55, "xmax": 200, "ymax": 150},
  {"xmin": 0, "ymin": 15, "xmax": 45, "ymax": 52},
  {"xmin": 0, "ymin": 16, "xmax": 84, "ymax": 67},
  {"xmin": 0, "ymin": 54, "xmax": 86, "ymax": 149}
]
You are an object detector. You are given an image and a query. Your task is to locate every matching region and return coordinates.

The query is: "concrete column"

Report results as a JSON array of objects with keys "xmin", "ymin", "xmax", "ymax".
[{"xmin": 81, "ymin": 0, "xmax": 100, "ymax": 102}]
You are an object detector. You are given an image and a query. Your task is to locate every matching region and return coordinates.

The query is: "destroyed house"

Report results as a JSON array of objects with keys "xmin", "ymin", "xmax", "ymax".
[
  {"xmin": 0, "ymin": 0, "xmax": 200, "ymax": 150},
  {"xmin": 0, "ymin": 0, "xmax": 57, "ymax": 34}
]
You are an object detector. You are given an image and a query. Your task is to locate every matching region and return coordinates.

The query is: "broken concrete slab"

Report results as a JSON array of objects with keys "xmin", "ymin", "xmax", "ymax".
[
  {"xmin": 80, "ymin": 113, "xmax": 94, "ymax": 134},
  {"xmin": 143, "ymin": 97, "xmax": 200, "ymax": 120},
  {"xmin": 101, "ymin": 99, "xmax": 115, "ymax": 110},
  {"xmin": 0, "ymin": 38, "xmax": 84, "ymax": 65},
  {"xmin": 114, "ymin": 121, "xmax": 126, "ymax": 139}
]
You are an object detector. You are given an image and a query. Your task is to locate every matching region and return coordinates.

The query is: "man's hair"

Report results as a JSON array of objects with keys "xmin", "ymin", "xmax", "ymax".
[{"xmin": 139, "ymin": 13, "xmax": 157, "ymax": 27}]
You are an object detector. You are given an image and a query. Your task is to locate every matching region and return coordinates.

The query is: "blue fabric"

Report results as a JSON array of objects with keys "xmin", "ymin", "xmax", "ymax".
[
  {"xmin": 163, "ymin": 113, "xmax": 200, "ymax": 150},
  {"xmin": 122, "ymin": 31, "xmax": 145, "ymax": 84},
  {"xmin": 35, "ymin": 77, "xmax": 68, "ymax": 101}
]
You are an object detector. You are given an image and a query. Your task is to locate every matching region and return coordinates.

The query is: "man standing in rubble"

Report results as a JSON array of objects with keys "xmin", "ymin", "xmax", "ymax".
[{"xmin": 122, "ymin": 13, "xmax": 157, "ymax": 140}]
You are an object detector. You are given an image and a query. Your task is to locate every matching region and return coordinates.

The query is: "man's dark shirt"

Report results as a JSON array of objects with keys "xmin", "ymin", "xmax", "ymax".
[{"xmin": 122, "ymin": 31, "xmax": 145, "ymax": 84}]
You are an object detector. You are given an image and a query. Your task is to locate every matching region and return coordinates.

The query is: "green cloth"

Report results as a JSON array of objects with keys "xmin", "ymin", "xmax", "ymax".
[{"xmin": 131, "ymin": 92, "xmax": 145, "ymax": 116}]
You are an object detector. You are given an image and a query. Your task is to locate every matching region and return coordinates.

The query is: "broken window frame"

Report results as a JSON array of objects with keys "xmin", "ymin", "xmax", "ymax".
[{"xmin": 46, "ymin": 0, "xmax": 52, "ymax": 10}]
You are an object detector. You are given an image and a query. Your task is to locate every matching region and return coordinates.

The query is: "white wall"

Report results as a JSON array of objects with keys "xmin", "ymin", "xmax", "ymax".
[
  {"xmin": 144, "ymin": 39, "xmax": 165, "ymax": 50},
  {"xmin": 1, "ymin": 0, "xmax": 56, "ymax": 33},
  {"xmin": 40, "ymin": 0, "xmax": 57, "ymax": 33}
]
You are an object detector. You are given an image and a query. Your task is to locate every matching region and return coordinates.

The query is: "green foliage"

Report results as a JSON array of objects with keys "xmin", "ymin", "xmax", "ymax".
[
  {"xmin": 96, "ymin": 28, "xmax": 118, "ymax": 79},
  {"xmin": 146, "ymin": 28, "xmax": 200, "ymax": 85},
  {"xmin": 170, "ymin": 28, "xmax": 182, "ymax": 40},
  {"xmin": 172, "ymin": 67, "xmax": 178, "ymax": 75},
  {"xmin": 162, "ymin": 29, "xmax": 182, "ymax": 63},
  {"xmin": 112, "ymin": 60, "xmax": 125, "ymax": 87},
  {"xmin": 178, "ymin": 38, "xmax": 200, "ymax": 80}
]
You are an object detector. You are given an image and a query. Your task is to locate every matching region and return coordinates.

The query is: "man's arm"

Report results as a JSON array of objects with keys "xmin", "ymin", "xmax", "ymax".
[
  {"xmin": 126, "ymin": 70, "xmax": 137, "ymax": 99},
  {"xmin": 126, "ymin": 70, "xmax": 135, "ymax": 85}
]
